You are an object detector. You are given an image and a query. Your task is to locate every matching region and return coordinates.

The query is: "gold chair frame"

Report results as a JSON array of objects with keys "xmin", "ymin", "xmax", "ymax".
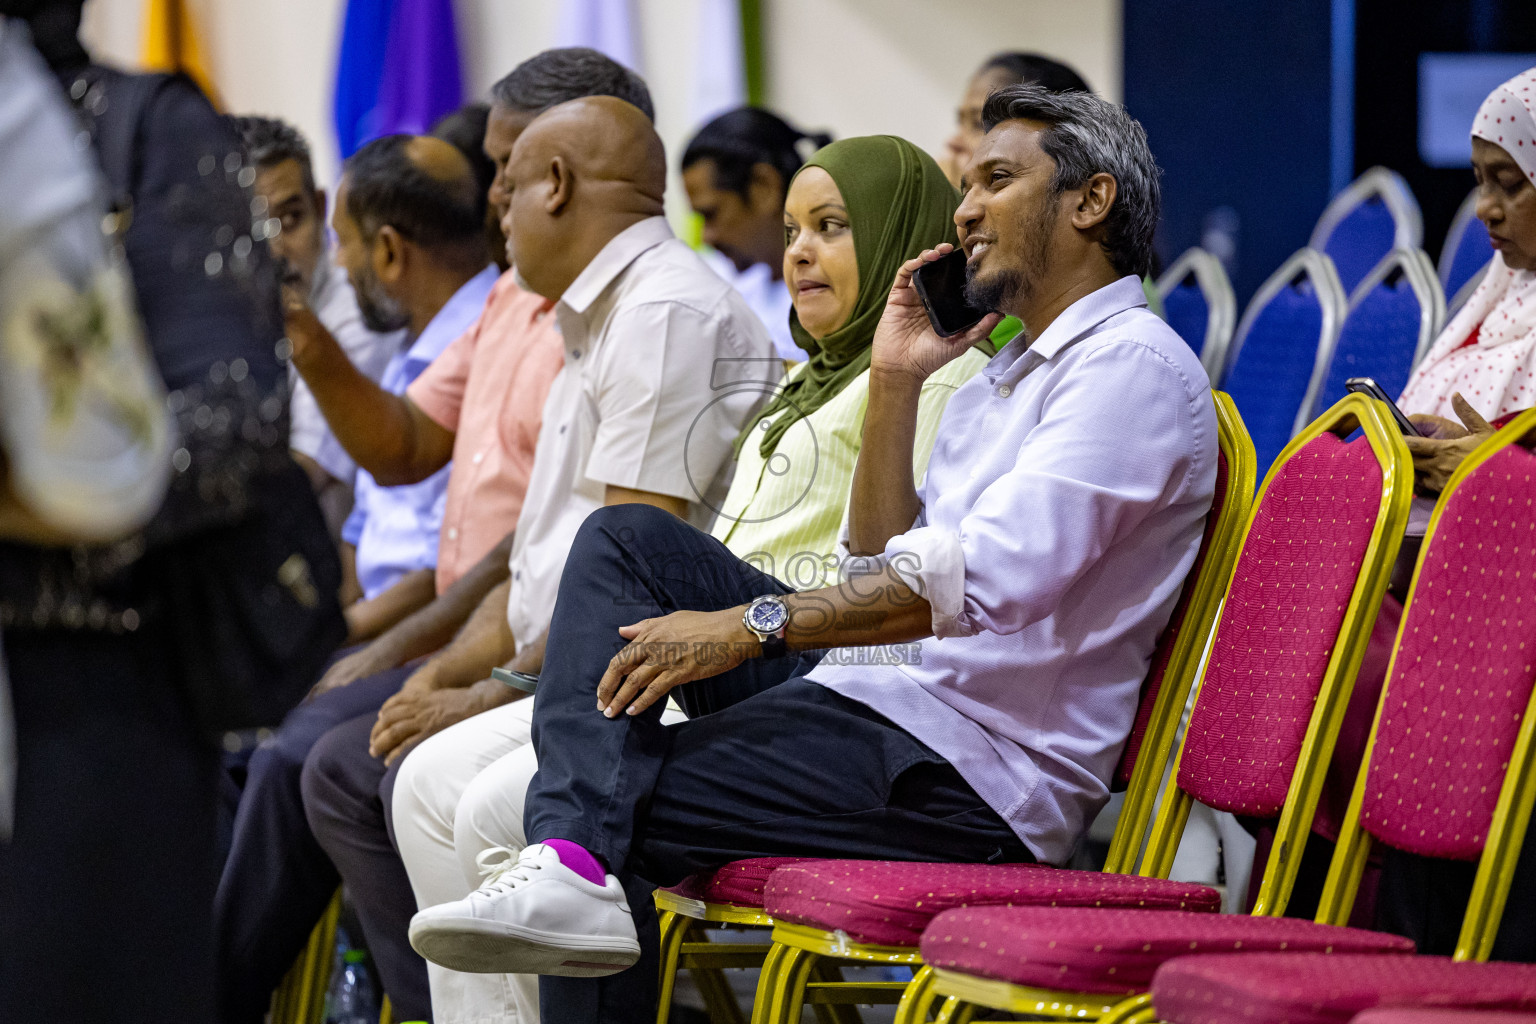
[
  {"xmin": 932, "ymin": 400, "xmax": 1536, "ymax": 1024},
  {"xmin": 268, "ymin": 889, "xmax": 394, "ymax": 1024},
  {"xmin": 882, "ymin": 393, "xmax": 1412, "ymax": 1023}
]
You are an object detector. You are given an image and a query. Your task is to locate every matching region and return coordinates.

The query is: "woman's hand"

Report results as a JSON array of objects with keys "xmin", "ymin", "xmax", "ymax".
[
  {"xmin": 595, "ymin": 608, "xmax": 757, "ymax": 719},
  {"xmin": 870, "ymin": 245, "xmax": 1002, "ymax": 386},
  {"xmin": 1404, "ymin": 392, "xmax": 1496, "ymax": 494}
]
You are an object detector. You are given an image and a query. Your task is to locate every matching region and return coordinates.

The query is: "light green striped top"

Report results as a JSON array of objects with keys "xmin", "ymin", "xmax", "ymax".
[{"xmin": 710, "ymin": 347, "xmax": 990, "ymax": 590}]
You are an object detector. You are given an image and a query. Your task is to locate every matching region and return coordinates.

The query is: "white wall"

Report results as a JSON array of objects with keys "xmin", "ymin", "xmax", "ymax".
[
  {"xmin": 81, "ymin": 0, "xmax": 1120, "ymax": 223},
  {"xmin": 763, "ymin": 0, "xmax": 1121, "ymax": 156}
]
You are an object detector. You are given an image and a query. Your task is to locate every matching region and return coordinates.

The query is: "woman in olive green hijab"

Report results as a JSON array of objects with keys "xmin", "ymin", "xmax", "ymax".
[{"xmin": 710, "ymin": 136, "xmax": 992, "ymax": 588}]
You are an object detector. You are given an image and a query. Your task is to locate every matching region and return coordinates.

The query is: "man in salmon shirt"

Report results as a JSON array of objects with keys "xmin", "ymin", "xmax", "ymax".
[{"xmin": 214, "ymin": 49, "xmax": 654, "ymax": 1024}]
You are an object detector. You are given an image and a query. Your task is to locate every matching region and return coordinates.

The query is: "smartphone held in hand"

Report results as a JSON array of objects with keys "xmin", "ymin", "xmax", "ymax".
[
  {"xmin": 1345, "ymin": 377, "xmax": 1422, "ymax": 436},
  {"xmin": 912, "ymin": 248, "xmax": 991, "ymax": 338}
]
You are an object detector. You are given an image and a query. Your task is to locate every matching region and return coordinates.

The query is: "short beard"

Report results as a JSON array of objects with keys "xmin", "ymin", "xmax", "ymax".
[
  {"xmin": 354, "ymin": 269, "xmax": 409, "ymax": 333},
  {"xmin": 964, "ymin": 197, "xmax": 1060, "ymax": 315}
]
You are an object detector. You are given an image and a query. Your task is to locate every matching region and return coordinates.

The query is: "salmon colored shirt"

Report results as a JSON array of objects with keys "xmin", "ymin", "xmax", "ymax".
[{"xmin": 406, "ymin": 272, "xmax": 564, "ymax": 593}]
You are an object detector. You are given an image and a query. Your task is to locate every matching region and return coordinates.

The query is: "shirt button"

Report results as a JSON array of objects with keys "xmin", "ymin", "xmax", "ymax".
[
  {"xmin": 572, "ymin": 349, "xmax": 582, "ymax": 360},
  {"xmin": 447, "ymin": 527, "xmax": 459, "ymax": 540},
  {"xmin": 472, "ymin": 451, "xmax": 484, "ymax": 464},
  {"xmin": 997, "ymin": 384, "xmax": 1012, "ymax": 398}
]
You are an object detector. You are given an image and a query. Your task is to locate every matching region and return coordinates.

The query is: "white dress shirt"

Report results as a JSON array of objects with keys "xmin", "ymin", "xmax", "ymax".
[
  {"xmin": 505, "ymin": 216, "xmax": 775, "ymax": 648},
  {"xmin": 810, "ymin": 276, "xmax": 1218, "ymax": 864},
  {"xmin": 704, "ymin": 250, "xmax": 799, "ymax": 363},
  {"xmin": 290, "ymin": 259, "xmax": 405, "ymax": 482}
]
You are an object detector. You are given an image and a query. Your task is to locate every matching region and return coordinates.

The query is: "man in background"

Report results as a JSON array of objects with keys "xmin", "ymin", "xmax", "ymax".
[
  {"xmin": 217, "ymin": 132, "xmax": 500, "ymax": 1024},
  {"xmin": 236, "ymin": 116, "xmax": 406, "ymax": 539},
  {"xmin": 431, "ymin": 102, "xmax": 509, "ymax": 272},
  {"xmin": 681, "ymin": 106, "xmax": 831, "ymax": 362},
  {"xmin": 218, "ymin": 49, "xmax": 656, "ymax": 1023},
  {"xmin": 941, "ymin": 52, "xmax": 1090, "ymax": 188},
  {"xmin": 302, "ymin": 92, "xmax": 774, "ymax": 1024}
]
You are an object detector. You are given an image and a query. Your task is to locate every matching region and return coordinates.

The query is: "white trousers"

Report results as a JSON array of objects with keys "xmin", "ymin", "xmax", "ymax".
[{"xmin": 392, "ymin": 696, "xmax": 686, "ymax": 1024}]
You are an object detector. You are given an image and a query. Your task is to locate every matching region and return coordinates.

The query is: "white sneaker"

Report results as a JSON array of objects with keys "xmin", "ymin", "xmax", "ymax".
[{"xmin": 408, "ymin": 843, "xmax": 640, "ymax": 977}]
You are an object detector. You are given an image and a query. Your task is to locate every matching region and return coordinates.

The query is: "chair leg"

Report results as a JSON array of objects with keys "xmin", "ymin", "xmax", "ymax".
[
  {"xmin": 378, "ymin": 995, "xmax": 392, "ymax": 1024},
  {"xmin": 932, "ymin": 996, "xmax": 974, "ymax": 1024},
  {"xmin": 271, "ymin": 889, "xmax": 342, "ymax": 1024},
  {"xmin": 693, "ymin": 956, "xmax": 748, "ymax": 1024},
  {"xmin": 749, "ymin": 941, "xmax": 791, "ymax": 1024},
  {"xmin": 893, "ymin": 965, "xmax": 938, "ymax": 1024},
  {"xmin": 655, "ymin": 909, "xmax": 692, "ymax": 1024},
  {"xmin": 752, "ymin": 944, "xmax": 820, "ymax": 1024},
  {"xmin": 807, "ymin": 960, "xmax": 863, "ymax": 1024}
]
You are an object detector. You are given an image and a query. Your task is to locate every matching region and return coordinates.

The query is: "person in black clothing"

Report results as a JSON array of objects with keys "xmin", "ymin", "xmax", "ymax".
[{"xmin": 0, "ymin": 2, "xmax": 339, "ymax": 1021}]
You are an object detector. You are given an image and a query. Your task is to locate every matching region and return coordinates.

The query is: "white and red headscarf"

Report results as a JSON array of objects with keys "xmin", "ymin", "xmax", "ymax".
[{"xmin": 1400, "ymin": 66, "xmax": 1536, "ymax": 421}]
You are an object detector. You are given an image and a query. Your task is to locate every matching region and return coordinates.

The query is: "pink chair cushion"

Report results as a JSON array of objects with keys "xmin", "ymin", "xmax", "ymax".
[
  {"xmin": 1178, "ymin": 432, "xmax": 1385, "ymax": 817},
  {"xmin": 919, "ymin": 906, "xmax": 1413, "ymax": 995},
  {"xmin": 662, "ymin": 857, "xmax": 817, "ymax": 908},
  {"xmin": 1352, "ymin": 1011, "xmax": 1536, "ymax": 1024},
  {"xmin": 1116, "ymin": 448, "xmax": 1232, "ymax": 787},
  {"xmin": 1152, "ymin": 953, "xmax": 1536, "ymax": 1024},
  {"xmin": 1358, "ymin": 445, "xmax": 1536, "ymax": 860},
  {"xmin": 761, "ymin": 860, "xmax": 1220, "ymax": 948}
]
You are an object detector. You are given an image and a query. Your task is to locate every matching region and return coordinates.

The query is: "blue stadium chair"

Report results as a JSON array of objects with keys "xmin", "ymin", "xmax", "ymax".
[
  {"xmin": 1155, "ymin": 247, "xmax": 1237, "ymax": 380},
  {"xmin": 1309, "ymin": 248, "xmax": 1445, "ymax": 421},
  {"xmin": 1308, "ymin": 167, "xmax": 1423, "ymax": 295},
  {"xmin": 1219, "ymin": 248, "xmax": 1347, "ymax": 472},
  {"xmin": 1439, "ymin": 187, "xmax": 1494, "ymax": 317}
]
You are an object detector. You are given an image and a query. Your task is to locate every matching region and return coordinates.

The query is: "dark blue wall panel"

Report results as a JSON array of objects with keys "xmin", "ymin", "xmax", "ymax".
[{"xmin": 1124, "ymin": 0, "xmax": 1336, "ymax": 306}]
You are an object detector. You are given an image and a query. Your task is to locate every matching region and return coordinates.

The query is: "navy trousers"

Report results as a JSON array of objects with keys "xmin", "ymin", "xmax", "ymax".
[
  {"xmin": 215, "ymin": 664, "xmax": 411, "ymax": 1024},
  {"xmin": 525, "ymin": 505, "xmax": 1032, "ymax": 1024},
  {"xmin": 301, "ymin": 713, "xmax": 432, "ymax": 1021}
]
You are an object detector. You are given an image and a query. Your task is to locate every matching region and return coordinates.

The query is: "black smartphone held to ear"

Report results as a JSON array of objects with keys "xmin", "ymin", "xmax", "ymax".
[
  {"xmin": 911, "ymin": 248, "xmax": 990, "ymax": 338},
  {"xmin": 1345, "ymin": 377, "xmax": 1422, "ymax": 437}
]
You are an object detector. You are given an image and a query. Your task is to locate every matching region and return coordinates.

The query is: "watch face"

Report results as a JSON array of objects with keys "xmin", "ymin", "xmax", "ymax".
[{"xmin": 747, "ymin": 597, "xmax": 789, "ymax": 634}]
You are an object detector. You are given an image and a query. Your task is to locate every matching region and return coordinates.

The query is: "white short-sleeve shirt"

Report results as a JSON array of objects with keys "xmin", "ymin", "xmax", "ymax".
[{"xmin": 504, "ymin": 217, "xmax": 776, "ymax": 647}]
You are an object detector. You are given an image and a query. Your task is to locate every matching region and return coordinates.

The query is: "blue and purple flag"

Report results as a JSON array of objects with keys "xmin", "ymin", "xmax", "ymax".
[{"xmin": 333, "ymin": 0, "xmax": 464, "ymax": 159}]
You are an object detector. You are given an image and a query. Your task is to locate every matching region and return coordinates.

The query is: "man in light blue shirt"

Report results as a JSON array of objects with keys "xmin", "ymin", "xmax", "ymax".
[
  {"xmin": 329, "ymin": 261, "xmax": 497, "ymax": 605},
  {"xmin": 406, "ymin": 85, "xmax": 1217, "ymax": 1024}
]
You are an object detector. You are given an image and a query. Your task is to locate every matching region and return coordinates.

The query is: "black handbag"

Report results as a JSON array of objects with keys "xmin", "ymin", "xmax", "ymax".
[{"xmin": 0, "ymin": 67, "xmax": 347, "ymax": 731}]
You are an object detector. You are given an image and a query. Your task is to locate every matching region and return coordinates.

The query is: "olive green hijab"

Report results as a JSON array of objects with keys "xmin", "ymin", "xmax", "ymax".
[{"xmin": 739, "ymin": 135, "xmax": 973, "ymax": 459}]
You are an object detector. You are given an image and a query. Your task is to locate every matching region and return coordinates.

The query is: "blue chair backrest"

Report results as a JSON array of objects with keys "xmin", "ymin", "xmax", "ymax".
[
  {"xmin": 1221, "ymin": 250, "xmax": 1346, "ymax": 472},
  {"xmin": 1315, "ymin": 254, "xmax": 1439, "ymax": 416},
  {"xmin": 1162, "ymin": 281, "xmax": 1210, "ymax": 360},
  {"xmin": 1320, "ymin": 198, "xmax": 1398, "ymax": 296},
  {"xmin": 1156, "ymin": 247, "xmax": 1237, "ymax": 381},
  {"xmin": 1310, "ymin": 168, "xmax": 1423, "ymax": 296},
  {"xmin": 1440, "ymin": 188, "xmax": 1494, "ymax": 304}
]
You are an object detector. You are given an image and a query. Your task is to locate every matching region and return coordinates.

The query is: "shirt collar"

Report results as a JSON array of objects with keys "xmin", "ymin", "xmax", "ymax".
[
  {"xmin": 407, "ymin": 264, "xmax": 501, "ymax": 363},
  {"xmin": 308, "ymin": 255, "xmax": 335, "ymax": 307},
  {"xmin": 558, "ymin": 216, "xmax": 674, "ymax": 316},
  {"xmin": 983, "ymin": 275, "xmax": 1149, "ymax": 384}
]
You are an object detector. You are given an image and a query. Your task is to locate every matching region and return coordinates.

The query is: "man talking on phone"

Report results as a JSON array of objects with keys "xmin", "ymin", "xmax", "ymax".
[{"xmin": 407, "ymin": 85, "xmax": 1219, "ymax": 1024}]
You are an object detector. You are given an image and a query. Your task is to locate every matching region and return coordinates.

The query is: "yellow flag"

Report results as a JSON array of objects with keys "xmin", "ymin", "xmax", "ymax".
[{"xmin": 140, "ymin": 0, "xmax": 218, "ymax": 106}]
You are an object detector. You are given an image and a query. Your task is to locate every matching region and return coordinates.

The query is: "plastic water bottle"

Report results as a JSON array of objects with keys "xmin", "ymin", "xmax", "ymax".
[{"xmin": 324, "ymin": 947, "xmax": 379, "ymax": 1024}]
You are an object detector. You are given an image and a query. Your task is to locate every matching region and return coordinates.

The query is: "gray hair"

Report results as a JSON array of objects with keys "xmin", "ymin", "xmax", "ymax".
[
  {"xmin": 981, "ymin": 85, "xmax": 1160, "ymax": 278},
  {"xmin": 490, "ymin": 47, "xmax": 655, "ymax": 123}
]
